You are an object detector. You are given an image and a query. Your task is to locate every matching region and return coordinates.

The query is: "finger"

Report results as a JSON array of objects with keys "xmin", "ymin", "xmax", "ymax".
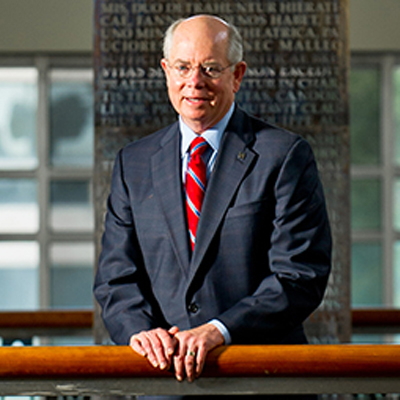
[
  {"xmin": 148, "ymin": 329, "xmax": 177, "ymax": 369},
  {"xmin": 138, "ymin": 334, "xmax": 160, "ymax": 368},
  {"xmin": 195, "ymin": 346, "xmax": 207, "ymax": 378},
  {"xmin": 173, "ymin": 347, "xmax": 186, "ymax": 382},
  {"xmin": 129, "ymin": 335, "xmax": 147, "ymax": 357},
  {"xmin": 158, "ymin": 328, "xmax": 178, "ymax": 359},
  {"xmin": 184, "ymin": 348, "xmax": 197, "ymax": 383},
  {"xmin": 168, "ymin": 325, "xmax": 179, "ymax": 336},
  {"xmin": 153, "ymin": 330, "xmax": 176, "ymax": 369}
]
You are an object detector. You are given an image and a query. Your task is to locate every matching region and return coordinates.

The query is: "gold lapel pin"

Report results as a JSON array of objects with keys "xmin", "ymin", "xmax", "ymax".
[{"xmin": 237, "ymin": 151, "xmax": 246, "ymax": 161}]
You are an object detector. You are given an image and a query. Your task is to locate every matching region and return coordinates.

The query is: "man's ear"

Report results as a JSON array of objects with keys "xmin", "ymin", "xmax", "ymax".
[
  {"xmin": 160, "ymin": 58, "xmax": 170, "ymax": 75},
  {"xmin": 160, "ymin": 58, "xmax": 170, "ymax": 87},
  {"xmin": 233, "ymin": 61, "xmax": 247, "ymax": 93},
  {"xmin": 161, "ymin": 58, "xmax": 171, "ymax": 86}
]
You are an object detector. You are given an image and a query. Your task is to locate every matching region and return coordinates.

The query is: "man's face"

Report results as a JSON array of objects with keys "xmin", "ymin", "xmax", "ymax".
[{"xmin": 161, "ymin": 17, "xmax": 246, "ymax": 134}]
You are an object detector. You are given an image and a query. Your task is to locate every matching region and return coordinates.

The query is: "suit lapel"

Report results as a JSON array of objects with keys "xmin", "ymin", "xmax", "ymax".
[
  {"xmin": 151, "ymin": 123, "xmax": 191, "ymax": 276},
  {"xmin": 189, "ymin": 108, "xmax": 256, "ymax": 279}
]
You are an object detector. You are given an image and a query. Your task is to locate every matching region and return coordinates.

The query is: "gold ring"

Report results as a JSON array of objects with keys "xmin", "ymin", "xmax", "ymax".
[{"xmin": 187, "ymin": 350, "xmax": 196, "ymax": 357}]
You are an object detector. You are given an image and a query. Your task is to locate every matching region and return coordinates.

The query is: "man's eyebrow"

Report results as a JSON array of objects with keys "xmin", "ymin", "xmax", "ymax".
[{"xmin": 173, "ymin": 59, "xmax": 220, "ymax": 65}]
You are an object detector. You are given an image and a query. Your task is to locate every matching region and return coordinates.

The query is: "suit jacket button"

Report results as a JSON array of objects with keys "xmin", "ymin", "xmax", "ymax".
[{"xmin": 188, "ymin": 303, "xmax": 199, "ymax": 314}]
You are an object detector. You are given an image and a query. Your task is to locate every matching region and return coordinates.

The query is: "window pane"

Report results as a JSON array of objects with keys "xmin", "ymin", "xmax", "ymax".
[
  {"xmin": 352, "ymin": 333, "xmax": 387, "ymax": 344},
  {"xmin": 0, "ymin": 68, "xmax": 37, "ymax": 169},
  {"xmin": 350, "ymin": 66, "xmax": 380, "ymax": 165},
  {"xmin": 394, "ymin": 242, "xmax": 400, "ymax": 307},
  {"xmin": 50, "ymin": 180, "xmax": 93, "ymax": 232},
  {"xmin": 0, "ymin": 179, "xmax": 38, "ymax": 233},
  {"xmin": 351, "ymin": 178, "xmax": 381, "ymax": 230},
  {"xmin": 394, "ymin": 65, "xmax": 400, "ymax": 165},
  {"xmin": 0, "ymin": 242, "xmax": 39, "ymax": 309},
  {"xmin": 49, "ymin": 69, "xmax": 94, "ymax": 167},
  {"xmin": 49, "ymin": 242, "xmax": 94, "ymax": 307},
  {"xmin": 351, "ymin": 242, "xmax": 383, "ymax": 306},
  {"xmin": 393, "ymin": 178, "xmax": 400, "ymax": 231}
]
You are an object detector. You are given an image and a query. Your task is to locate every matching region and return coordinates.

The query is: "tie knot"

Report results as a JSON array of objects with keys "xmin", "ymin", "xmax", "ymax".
[{"xmin": 190, "ymin": 136, "xmax": 208, "ymax": 157}]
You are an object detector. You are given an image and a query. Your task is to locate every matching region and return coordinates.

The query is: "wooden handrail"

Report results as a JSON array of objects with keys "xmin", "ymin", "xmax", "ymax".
[
  {"xmin": 0, "ymin": 310, "xmax": 93, "ymax": 329},
  {"xmin": 0, "ymin": 308, "xmax": 399, "ymax": 342},
  {"xmin": 352, "ymin": 308, "xmax": 400, "ymax": 328},
  {"xmin": 1, "ymin": 309, "xmax": 400, "ymax": 329},
  {"xmin": 0, "ymin": 345, "xmax": 399, "ymax": 378}
]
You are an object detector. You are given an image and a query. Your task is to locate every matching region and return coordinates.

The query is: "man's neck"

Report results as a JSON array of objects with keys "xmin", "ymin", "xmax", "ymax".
[{"xmin": 181, "ymin": 103, "xmax": 236, "ymax": 135}]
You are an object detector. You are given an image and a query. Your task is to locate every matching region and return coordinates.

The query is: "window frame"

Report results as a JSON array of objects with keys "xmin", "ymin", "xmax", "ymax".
[
  {"xmin": 351, "ymin": 53, "xmax": 399, "ymax": 307},
  {"xmin": 0, "ymin": 55, "xmax": 94, "ymax": 309}
]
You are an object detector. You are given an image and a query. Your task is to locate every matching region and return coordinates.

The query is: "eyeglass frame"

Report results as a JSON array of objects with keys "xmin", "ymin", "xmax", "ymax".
[{"xmin": 163, "ymin": 59, "xmax": 236, "ymax": 79}]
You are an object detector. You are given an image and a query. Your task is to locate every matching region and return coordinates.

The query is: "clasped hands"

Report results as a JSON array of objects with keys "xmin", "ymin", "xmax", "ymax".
[{"xmin": 129, "ymin": 323, "xmax": 224, "ymax": 382}]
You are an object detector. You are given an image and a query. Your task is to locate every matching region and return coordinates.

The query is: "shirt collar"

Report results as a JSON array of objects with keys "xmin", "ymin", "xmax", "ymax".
[{"xmin": 180, "ymin": 102, "xmax": 235, "ymax": 157}]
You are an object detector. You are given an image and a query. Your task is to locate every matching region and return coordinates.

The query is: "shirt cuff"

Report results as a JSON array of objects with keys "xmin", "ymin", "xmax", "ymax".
[{"xmin": 208, "ymin": 319, "xmax": 231, "ymax": 344}]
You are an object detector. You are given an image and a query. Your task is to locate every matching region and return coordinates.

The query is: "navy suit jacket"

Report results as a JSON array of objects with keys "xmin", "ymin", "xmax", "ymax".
[{"xmin": 94, "ymin": 106, "xmax": 332, "ymax": 346}]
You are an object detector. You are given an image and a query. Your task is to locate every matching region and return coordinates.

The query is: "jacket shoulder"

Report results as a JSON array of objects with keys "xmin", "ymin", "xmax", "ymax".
[
  {"xmin": 235, "ymin": 107, "xmax": 307, "ymax": 153},
  {"xmin": 119, "ymin": 122, "xmax": 179, "ymax": 160}
]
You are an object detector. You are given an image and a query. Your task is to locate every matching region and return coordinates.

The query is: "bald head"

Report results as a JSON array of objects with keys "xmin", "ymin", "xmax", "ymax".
[{"xmin": 163, "ymin": 15, "xmax": 243, "ymax": 65}]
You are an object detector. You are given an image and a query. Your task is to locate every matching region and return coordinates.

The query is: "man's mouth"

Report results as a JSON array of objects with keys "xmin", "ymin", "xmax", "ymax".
[{"xmin": 184, "ymin": 97, "xmax": 213, "ymax": 104}]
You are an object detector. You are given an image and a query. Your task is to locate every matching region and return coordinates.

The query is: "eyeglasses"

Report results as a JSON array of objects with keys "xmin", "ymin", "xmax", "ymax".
[{"xmin": 166, "ymin": 60, "xmax": 234, "ymax": 79}]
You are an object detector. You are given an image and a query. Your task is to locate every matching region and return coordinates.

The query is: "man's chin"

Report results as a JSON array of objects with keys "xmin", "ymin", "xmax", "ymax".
[
  {"xmin": 181, "ymin": 110, "xmax": 209, "ymax": 123},
  {"xmin": 181, "ymin": 115, "xmax": 214, "ymax": 134}
]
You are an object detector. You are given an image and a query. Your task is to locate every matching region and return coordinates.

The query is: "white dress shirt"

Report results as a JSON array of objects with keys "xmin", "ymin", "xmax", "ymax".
[{"xmin": 179, "ymin": 103, "xmax": 235, "ymax": 344}]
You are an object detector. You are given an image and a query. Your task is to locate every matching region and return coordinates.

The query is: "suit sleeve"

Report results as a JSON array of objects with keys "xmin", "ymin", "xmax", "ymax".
[
  {"xmin": 93, "ymin": 149, "xmax": 169, "ymax": 345},
  {"xmin": 217, "ymin": 138, "xmax": 332, "ymax": 343}
]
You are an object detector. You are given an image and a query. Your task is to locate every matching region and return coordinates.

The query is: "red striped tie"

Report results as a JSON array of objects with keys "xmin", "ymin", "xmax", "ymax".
[{"xmin": 186, "ymin": 136, "xmax": 208, "ymax": 251}]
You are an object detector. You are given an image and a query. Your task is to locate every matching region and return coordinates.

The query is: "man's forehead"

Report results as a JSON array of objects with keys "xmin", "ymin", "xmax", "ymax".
[
  {"xmin": 171, "ymin": 21, "xmax": 228, "ymax": 55},
  {"xmin": 178, "ymin": 15, "xmax": 228, "ymax": 29},
  {"xmin": 174, "ymin": 16, "xmax": 228, "ymax": 39}
]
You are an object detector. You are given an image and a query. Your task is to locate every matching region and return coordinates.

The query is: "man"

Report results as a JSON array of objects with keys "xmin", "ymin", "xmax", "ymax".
[{"xmin": 94, "ymin": 14, "xmax": 331, "ymax": 396}]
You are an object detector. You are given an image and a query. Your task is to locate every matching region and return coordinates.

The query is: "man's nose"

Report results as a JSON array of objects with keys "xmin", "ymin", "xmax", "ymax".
[{"xmin": 187, "ymin": 66, "xmax": 206, "ymax": 86}]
